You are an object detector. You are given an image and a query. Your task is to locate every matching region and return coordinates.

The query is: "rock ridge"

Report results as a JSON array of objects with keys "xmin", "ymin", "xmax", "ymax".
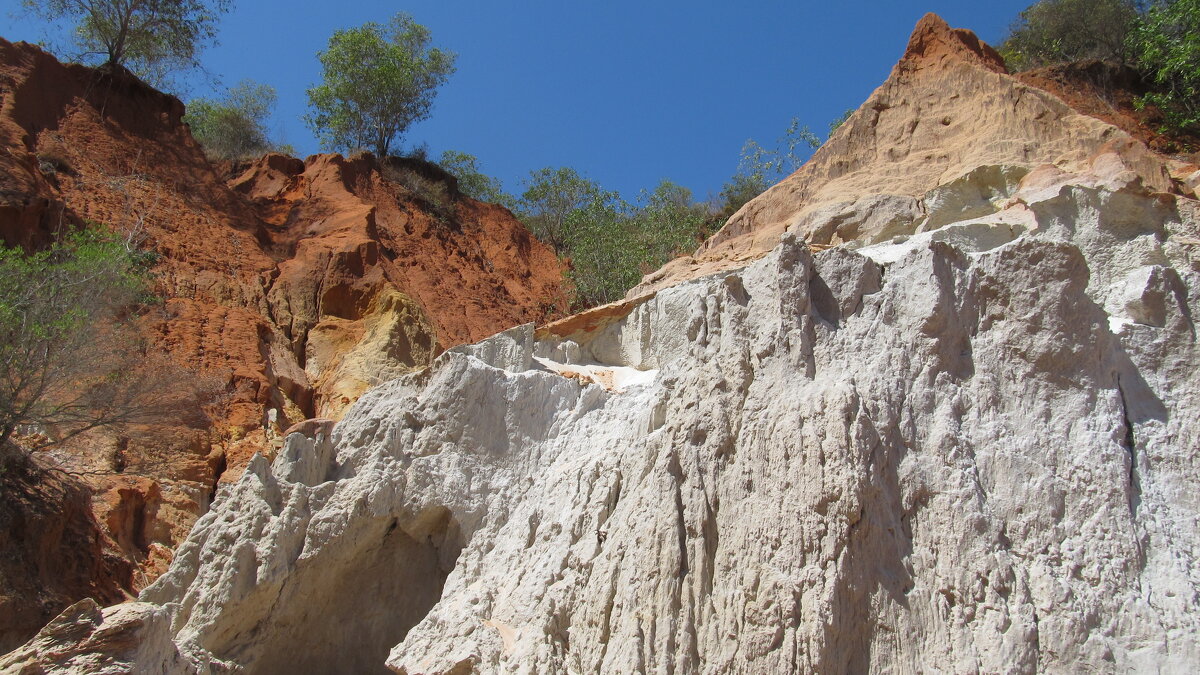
[
  {"xmin": 631, "ymin": 12, "xmax": 1188, "ymax": 297},
  {"xmin": 899, "ymin": 13, "xmax": 1008, "ymax": 75},
  {"xmin": 17, "ymin": 143, "xmax": 1196, "ymax": 671}
]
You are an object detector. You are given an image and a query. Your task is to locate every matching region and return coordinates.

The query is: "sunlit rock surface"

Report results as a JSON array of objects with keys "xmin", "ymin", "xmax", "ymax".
[
  {"xmin": 6, "ymin": 13, "xmax": 1200, "ymax": 675},
  {"xmin": 15, "ymin": 159, "xmax": 1190, "ymax": 673},
  {"xmin": 0, "ymin": 37, "xmax": 568, "ymax": 643}
]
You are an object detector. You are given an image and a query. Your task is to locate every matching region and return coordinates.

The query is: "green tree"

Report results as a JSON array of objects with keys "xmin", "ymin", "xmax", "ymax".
[
  {"xmin": 998, "ymin": 0, "xmax": 1140, "ymax": 71},
  {"xmin": 22, "ymin": 0, "xmax": 231, "ymax": 79},
  {"xmin": 306, "ymin": 13, "xmax": 457, "ymax": 159},
  {"xmin": 565, "ymin": 180, "xmax": 713, "ymax": 307},
  {"xmin": 562, "ymin": 190, "xmax": 635, "ymax": 306},
  {"xmin": 1129, "ymin": 0, "xmax": 1200, "ymax": 134},
  {"xmin": 719, "ymin": 117, "xmax": 820, "ymax": 218},
  {"xmin": 437, "ymin": 150, "xmax": 513, "ymax": 206},
  {"xmin": 517, "ymin": 170, "xmax": 715, "ymax": 308},
  {"xmin": 0, "ymin": 229, "xmax": 187, "ymax": 454},
  {"xmin": 635, "ymin": 180, "xmax": 713, "ymax": 263},
  {"xmin": 518, "ymin": 167, "xmax": 603, "ymax": 256},
  {"xmin": 185, "ymin": 80, "xmax": 281, "ymax": 160}
]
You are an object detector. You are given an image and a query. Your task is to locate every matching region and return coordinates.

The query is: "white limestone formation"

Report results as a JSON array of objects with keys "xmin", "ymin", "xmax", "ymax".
[{"xmin": 13, "ymin": 156, "xmax": 1187, "ymax": 674}]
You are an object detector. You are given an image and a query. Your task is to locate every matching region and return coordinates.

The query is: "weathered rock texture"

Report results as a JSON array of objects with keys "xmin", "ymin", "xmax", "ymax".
[
  {"xmin": 8, "ymin": 14, "xmax": 1200, "ymax": 674},
  {"xmin": 51, "ymin": 158, "xmax": 1197, "ymax": 672},
  {"xmin": 0, "ymin": 599, "xmax": 187, "ymax": 674},
  {"xmin": 0, "ymin": 456, "xmax": 135, "ymax": 659},
  {"xmin": 0, "ymin": 38, "xmax": 567, "ymax": 649}
]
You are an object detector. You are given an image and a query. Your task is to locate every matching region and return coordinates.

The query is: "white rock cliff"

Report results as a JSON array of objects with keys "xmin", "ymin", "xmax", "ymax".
[{"xmin": 5, "ymin": 13, "xmax": 1200, "ymax": 675}]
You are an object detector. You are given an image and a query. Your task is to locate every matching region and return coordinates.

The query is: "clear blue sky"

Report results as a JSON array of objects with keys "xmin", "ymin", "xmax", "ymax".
[{"xmin": 1, "ymin": 1, "xmax": 1031, "ymax": 201}]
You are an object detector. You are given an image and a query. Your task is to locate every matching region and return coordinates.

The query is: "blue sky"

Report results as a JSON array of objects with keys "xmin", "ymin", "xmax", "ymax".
[{"xmin": 1, "ymin": 1, "xmax": 1032, "ymax": 201}]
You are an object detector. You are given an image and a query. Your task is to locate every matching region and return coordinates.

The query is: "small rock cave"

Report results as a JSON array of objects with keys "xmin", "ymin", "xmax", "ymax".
[{"xmin": 227, "ymin": 507, "xmax": 464, "ymax": 675}]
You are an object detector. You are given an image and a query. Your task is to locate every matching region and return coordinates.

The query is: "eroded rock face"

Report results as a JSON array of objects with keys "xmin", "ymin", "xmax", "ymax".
[
  {"xmin": 0, "ymin": 456, "xmax": 133, "ymax": 653},
  {"xmin": 0, "ymin": 38, "xmax": 567, "ymax": 647},
  {"xmin": 56, "ymin": 153, "xmax": 1197, "ymax": 672},
  {"xmin": 0, "ymin": 599, "xmax": 187, "ymax": 674}
]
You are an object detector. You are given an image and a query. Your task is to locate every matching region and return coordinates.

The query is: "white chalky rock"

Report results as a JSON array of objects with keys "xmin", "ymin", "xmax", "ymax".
[{"xmin": 68, "ymin": 168, "xmax": 1195, "ymax": 674}]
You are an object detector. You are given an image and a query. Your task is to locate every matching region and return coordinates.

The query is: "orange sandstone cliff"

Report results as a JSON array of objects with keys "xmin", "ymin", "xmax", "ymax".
[{"xmin": 632, "ymin": 13, "xmax": 1198, "ymax": 296}]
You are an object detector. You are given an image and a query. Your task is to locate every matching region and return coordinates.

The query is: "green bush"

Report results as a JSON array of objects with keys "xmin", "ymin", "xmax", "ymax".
[
  {"xmin": 561, "ymin": 191, "xmax": 635, "ymax": 306},
  {"xmin": 718, "ymin": 117, "xmax": 820, "ymax": 219},
  {"xmin": 0, "ymin": 229, "xmax": 154, "ymax": 450},
  {"xmin": 564, "ymin": 180, "xmax": 713, "ymax": 307},
  {"xmin": 381, "ymin": 159, "xmax": 456, "ymax": 221},
  {"xmin": 185, "ymin": 80, "xmax": 281, "ymax": 160},
  {"xmin": 517, "ymin": 170, "xmax": 713, "ymax": 307},
  {"xmin": 518, "ymin": 167, "xmax": 601, "ymax": 257},
  {"xmin": 438, "ymin": 150, "xmax": 513, "ymax": 207},
  {"xmin": 998, "ymin": 0, "xmax": 1140, "ymax": 71},
  {"xmin": 1129, "ymin": 0, "xmax": 1200, "ymax": 135}
]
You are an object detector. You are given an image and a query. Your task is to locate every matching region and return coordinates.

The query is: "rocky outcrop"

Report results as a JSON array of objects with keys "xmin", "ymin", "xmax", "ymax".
[
  {"xmin": 0, "ymin": 37, "xmax": 567, "ymax": 648},
  {"xmin": 0, "ymin": 599, "xmax": 187, "ymax": 674},
  {"xmin": 24, "ymin": 137, "xmax": 1195, "ymax": 671},
  {"xmin": 230, "ymin": 152, "xmax": 566, "ymax": 419},
  {"xmin": 632, "ymin": 13, "xmax": 1195, "ymax": 296}
]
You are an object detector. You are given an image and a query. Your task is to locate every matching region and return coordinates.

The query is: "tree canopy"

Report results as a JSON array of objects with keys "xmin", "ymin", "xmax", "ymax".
[
  {"xmin": 516, "ymin": 170, "xmax": 713, "ymax": 307},
  {"xmin": 186, "ymin": 80, "xmax": 284, "ymax": 160},
  {"xmin": 718, "ymin": 117, "xmax": 820, "ymax": 219},
  {"xmin": 438, "ymin": 150, "xmax": 512, "ymax": 206},
  {"xmin": 1129, "ymin": 0, "xmax": 1200, "ymax": 134},
  {"xmin": 518, "ymin": 167, "xmax": 601, "ymax": 257},
  {"xmin": 23, "ymin": 0, "xmax": 231, "ymax": 82},
  {"xmin": 998, "ymin": 0, "xmax": 1140, "ymax": 70},
  {"xmin": 306, "ymin": 13, "xmax": 457, "ymax": 159},
  {"xmin": 508, "ymin": 115, "xmax": 834, "ymax": 308}
]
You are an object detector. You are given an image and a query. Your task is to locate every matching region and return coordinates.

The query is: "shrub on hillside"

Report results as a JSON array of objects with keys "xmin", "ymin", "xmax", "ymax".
[
  {"xmin": 437, "ymin": 150, "xmax": 513, "ymax": 207},
  {"xmin": 381, "ymin": 156, "xmax": 458, "ymax": 221},
  {"xmin": 1129, "ymin": 0, "xmax": 1200, "ymax": 135},
  {"xmin": 518, "ymin": 167, "xmax": 601, "ymax": 257},
  {"xmin": 0, "ymin": 228, "xmax": 199, "ymax": 458},
  {"xmin": 998, "ymin": 0, "xmax": 1140, "ymax": 71},
  {"xmin": 718, "ymin": 118, "xmax": 820, "ymax": 219},
  {"xmin": 186, "ymin": 80, "xmax": 283, "ymax": 160},
  {"xmin": 517, "ymin": 170, "xmax": 714, "ymax": 308}
]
